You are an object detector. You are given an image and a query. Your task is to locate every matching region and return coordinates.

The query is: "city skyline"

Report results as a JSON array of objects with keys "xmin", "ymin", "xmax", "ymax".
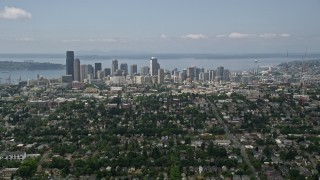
[
  {"xmin": 0, "ymin": 0, "xmax": 319, "ymax": 54},
  {"xmin": 62, "ymin": 51, "xmax": 243, "ymax": 85}
]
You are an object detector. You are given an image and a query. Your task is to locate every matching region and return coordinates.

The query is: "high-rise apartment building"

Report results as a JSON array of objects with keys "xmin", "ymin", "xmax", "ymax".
[
  {"xmin": 112, "ymin": 59, "xmax": 118, "ymax": 75},
  {"xmin": 150, "ymin": 57, "xmax": 160, "ymax": 76},
  {"xmin": 66, "ymin": 51, "xmax": 74, "ymax": 80},
  {"xmin": 73, "ymin": 59, "xmax": 80, "ymax": 82},
  {"xmin": 130, "ymin": 64, "xmax": 137, "ymax": 75}
]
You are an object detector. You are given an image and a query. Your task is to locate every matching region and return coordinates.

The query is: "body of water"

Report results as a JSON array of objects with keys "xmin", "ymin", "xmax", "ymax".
[{"xmin": 0, "ymin": 53, "xmax": 319, "ymax": 84}]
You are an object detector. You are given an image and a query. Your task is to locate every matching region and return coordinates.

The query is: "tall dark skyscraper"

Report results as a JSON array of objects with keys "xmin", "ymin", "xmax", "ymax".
[
  {"xmin": 216, "ymin": 66, "xmax": 224, "ymax": 81},
  {"xmin": 66, "ymin": 51, "xmax": 74, "ymax": 80},
  {"xmin": 130, "ymin": 64, "xmax": 137, "ymax": 75},
  {"xmin": 73, "ymin": 59, "xmax": 80, "ymax": 82},
  {"xmin": 217, "ymin": 66, "xmax": 224, "ymax": 77},
  {"xmin": 104, "ymin": 68, "xmax": 111, "ymax": 76},
  {"xmin": 88, "ymin": 64, "xmax": 94, "ymax": 79},
  {"xmin": 94, "ymin": 63, "xmax": 102, "ymax": 78},
  {"xmin": 112, "ymin": 59, "xmax": 118, "ymax": 75},
  {"xmin": 120, "ymin": 63, "xmax": 128, "ymax": 75}
]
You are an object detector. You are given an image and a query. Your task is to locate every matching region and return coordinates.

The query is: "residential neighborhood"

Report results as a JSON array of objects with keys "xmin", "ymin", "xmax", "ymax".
[{"xmin": 0, "ymin": 57, "xmax": 320, "ymax": 179}]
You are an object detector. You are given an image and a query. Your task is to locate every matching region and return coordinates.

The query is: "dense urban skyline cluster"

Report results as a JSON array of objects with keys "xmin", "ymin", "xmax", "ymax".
[{"xmin": 63, "ymin": 51, "xmax": 239, "ymax": 86}]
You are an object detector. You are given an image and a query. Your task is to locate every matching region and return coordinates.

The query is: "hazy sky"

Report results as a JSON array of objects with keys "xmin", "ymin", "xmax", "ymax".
[{"xmin": 0, "ymin": 0, "xmax": 319, "ymax": 54}]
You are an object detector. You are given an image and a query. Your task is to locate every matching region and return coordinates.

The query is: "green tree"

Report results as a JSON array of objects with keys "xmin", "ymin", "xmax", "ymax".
[
  {"xmin": 169, "ymin": 164, "xmax": 181, "ymax": 180},
  {"xmin": 263, "ymin": 146, "xmax": 272, "ymax": 158},
  {"xmin": 289, "ymin": 169, "xmax": 300, "ymax": 179},
  {"xmin": 17, "ymin": 159, "xmax": 37, "ymax": 179}
]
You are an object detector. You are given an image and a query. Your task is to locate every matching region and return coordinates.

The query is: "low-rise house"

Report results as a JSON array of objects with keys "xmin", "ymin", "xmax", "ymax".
[
  {"xmin": 214, "ymin": 140, "xmax": 231, "ymax": 146},
  {"xmin": 0, "ymin": 168, "xmax": 18, "ymax": 180},
  {"xmin": 0, "ymin": 151, "xmax": 26, "ymax": 161}
]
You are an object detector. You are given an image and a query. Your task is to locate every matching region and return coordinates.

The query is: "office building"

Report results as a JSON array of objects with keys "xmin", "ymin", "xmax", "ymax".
[
  {"xmin": 195, "ymin": 68, "xmax": 201, "ymax": 81},
  {"xmin": 150, "ymin": 57, "xmax": 160, "ymax": 76},
  {"xmin": 141, "ymin": 66, "xmax": 149, "ymax": 76},
  {"xmin": 95, "ymin": 63, "xmax": 102, "ymax": 79},
  {"xmin": 187, "ymin": 66, "xmax": 195, "ymax": 80},
  {"xmin": 88, "ymin": 64, "xmax": 94, "ymax": 79},
  {"xmin": 216, "ymin": 66, "xmax": 224, "ymax": 81},
  {"xmin": 158, "ymin": 68, "xmax": 164, "ymax": 84},
  {"xmin": 179, "ymin": 72, "xmax": 185, "ymax": 82},
  {"xmin": 130, "ymin": 64, "xmax": 137, "ymax": 75},
  {"xmin": 97, "ymin": 70, "xmax": 104, "ymax": 79},
  {"xmin": 80, "ymin": 64, "xmax": 88, "ymax": 82},
  {"xmin": 112, "ymin": 59, "xmax": 118, "ymax": 75},
  {"xmin": 66, "ymin": 51, "xmax": 74, "ymax": 80},
  {"xmin": 223, "ymin": 69, "xmax": 230, "ymax": 81},
  {"xmin": 61, "ymin": 75, "xmax": 73, "ymax": 83},
  {"xmin": 173, "ymin": 71, "xmax": 180, "ymax": 83},
  {"xmin": 199, "ymin": 72, "xmax": 209, "ymax": 82},
  {"xmin": 120, "ymin": 63, "xmax": 128, "ymax": 75},
  {"xmin": 217, "ymin": 66, "xmax": 224, "ymax": 77},
  {"xmin": 104, "ymin": 68, "xmax": 111, "ymax": 76},
  {"xmin": 114, "ymin": 69, "xmax": 123, "ymax": 76},
  {"xmin": 208, "ymin": 70, "xmax": 216, "ymax": 81},
  {"xmin": 73, "ymin": 59, "xmax": 80, "ymax": 82}
]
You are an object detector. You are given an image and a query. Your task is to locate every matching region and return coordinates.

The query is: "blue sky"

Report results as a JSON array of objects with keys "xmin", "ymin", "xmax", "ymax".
[{"xmin": 0, "ymin": 0, "xmax": 319, "ymax": 54}]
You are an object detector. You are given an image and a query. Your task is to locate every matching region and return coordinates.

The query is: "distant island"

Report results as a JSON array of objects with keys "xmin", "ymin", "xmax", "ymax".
[{"xmin": 0, "ymin": 61, "xmax": 65, "ymax": 70}]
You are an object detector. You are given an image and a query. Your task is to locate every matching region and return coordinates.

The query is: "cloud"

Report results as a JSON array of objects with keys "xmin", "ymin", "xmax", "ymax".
[
  {"xmin": 16, "ymin": 37, "xmax": 34, "ymax": 41},
  {"xmin": 228, "ymin": 32, "xmax": 254, "ymax": 39},
  {"xmin": 88, "ymin": 38, "xmax": 118, "ymax": 42},
  {"xmin": 259, "ymin": 33, "xmax": 277, "ymax": 38},
  {"xmin": 62, "ymin": 38, "xmax": 122, "ymax": 43},
  {"xmin": 182, "ymin": 34, "xmax": 207, "ymax": 40},
  {"xmin": 216, "ymin": 34, "xmax": 226, "ymax": 38},
  {"xmin": 0, "ymin": 6, "xmax": 32, "ymax": 20},
  {"xmin": 160, "ymin": 34, "xmax": 167, "ymax": 39},
  {"xmin": 62, "ymin": 39, "xmax": 81, "ymax": 43},
  {"xmin": 280, "ymin": 33, "xmax": 291, "ymax": 37}
]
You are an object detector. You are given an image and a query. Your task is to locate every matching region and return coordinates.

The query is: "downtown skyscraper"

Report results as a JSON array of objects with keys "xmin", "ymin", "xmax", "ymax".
[
  {"xmin": 94, "ymin": 63, "xmax": 102, "ymax": 79},
  {"xmin": 150, "ymin": 57, "xmax": 160, "ymax": 76},
  {"xmin": 112, "ymin": 59, "xmax": 118, "ymax": 75},
  {"xmin": 66, "ymin": 51, "xmax": 74, "ymax": 80},
  {"xmin": 120, "ymin": 63, "xmax": 128, "ymax": 75},
  {"xmin": 73, "ymin": 59, "xmax": 80, "ymax": 82},
  {"xmin": 130, "ymin": 64, "xmax": 137, "ymax": 75}
]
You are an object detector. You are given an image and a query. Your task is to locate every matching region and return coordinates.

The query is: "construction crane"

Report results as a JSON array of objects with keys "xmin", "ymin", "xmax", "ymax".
[{"xmin": 5, "ymin": 74, "xmax": 11, "ymax": 84}]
